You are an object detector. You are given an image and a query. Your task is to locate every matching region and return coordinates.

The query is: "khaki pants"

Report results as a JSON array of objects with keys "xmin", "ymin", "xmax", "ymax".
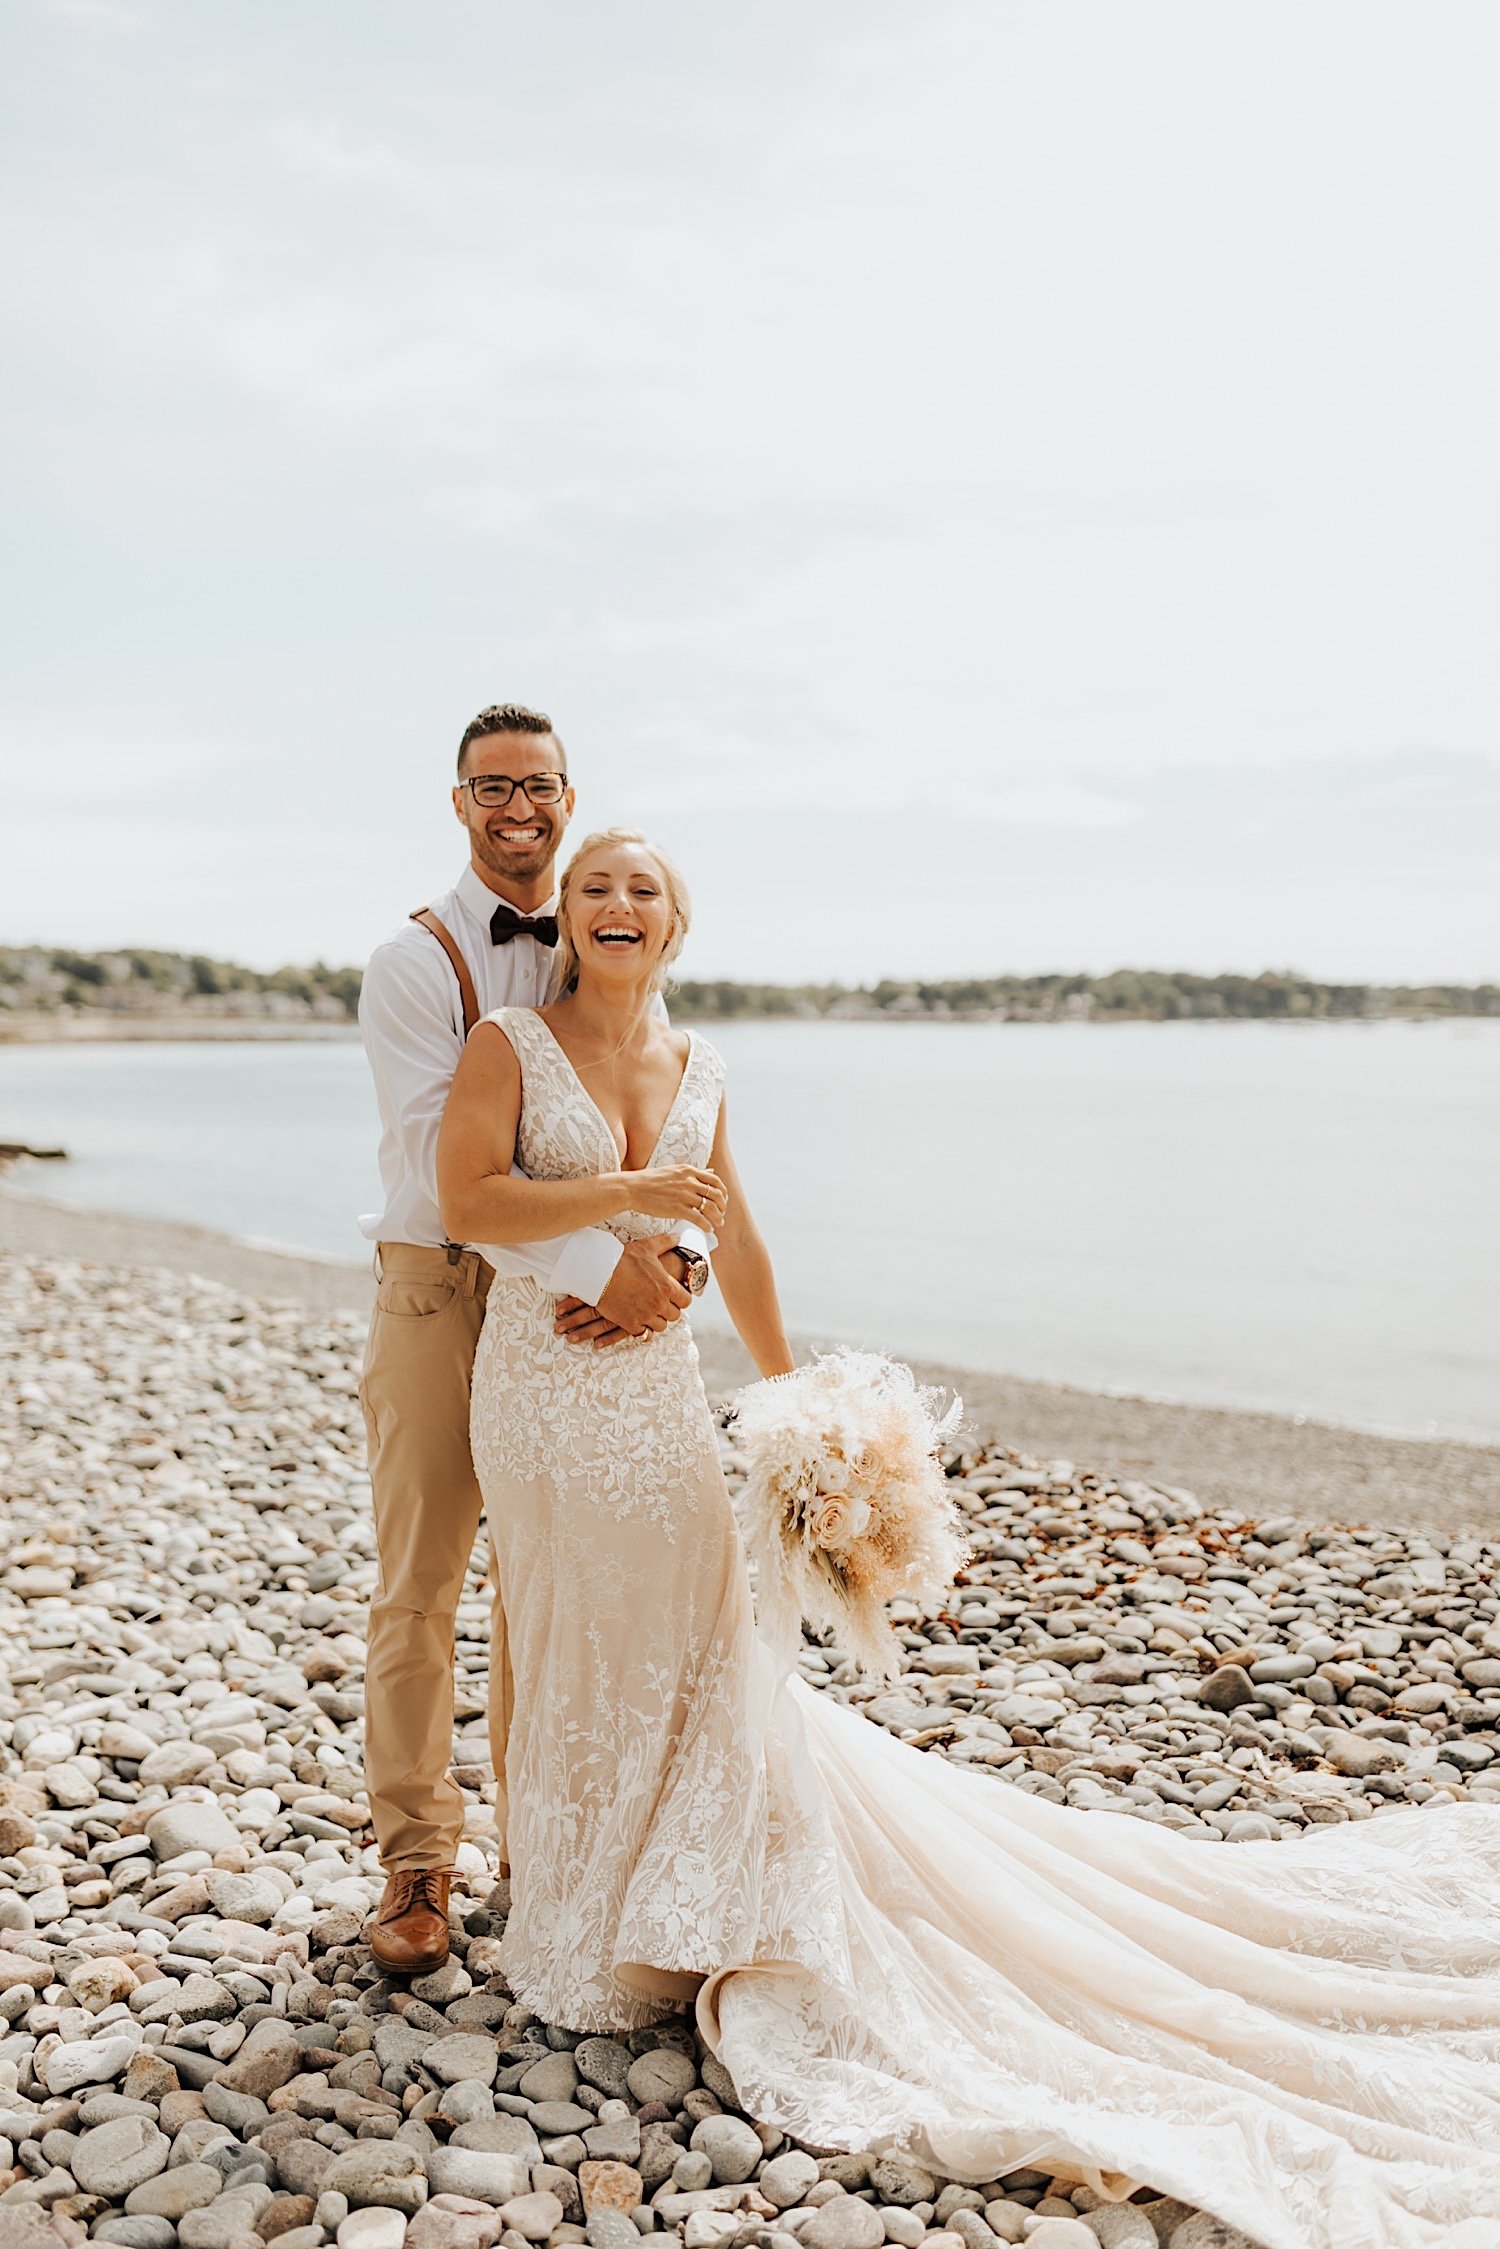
[{"xmin": 358, "ymin": 1242, "xmax": 514, "ymax": 1872}]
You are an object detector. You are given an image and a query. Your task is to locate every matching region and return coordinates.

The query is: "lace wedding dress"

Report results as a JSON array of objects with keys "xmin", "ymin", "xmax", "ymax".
[{"xmin": 469, "ymin": 1005, "xmax": 1500, "ymax": 2249}]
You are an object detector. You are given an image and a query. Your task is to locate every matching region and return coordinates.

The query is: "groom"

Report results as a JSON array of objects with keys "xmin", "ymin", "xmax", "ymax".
[{"xmin": 357, "ymin": 702, "xmax": 712, "ymax": 1972}]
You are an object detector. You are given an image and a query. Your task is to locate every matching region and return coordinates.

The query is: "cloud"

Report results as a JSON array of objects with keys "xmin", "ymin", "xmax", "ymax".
[{"xmin": 3, "ymin": 0, "xmax": 1499, "ymax": 977}]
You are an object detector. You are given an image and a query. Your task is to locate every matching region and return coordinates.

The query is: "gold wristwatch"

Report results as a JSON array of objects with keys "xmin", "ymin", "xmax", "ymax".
[{"xmin": 671, "ymin": 1245, "xmax": 710, "ymax": 1297}]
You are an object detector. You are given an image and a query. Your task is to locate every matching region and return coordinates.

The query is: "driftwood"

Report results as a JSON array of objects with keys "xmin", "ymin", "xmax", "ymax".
[{"xmin": 0, "ymin": 1141, "xmax": 68, "ymax": 1165}]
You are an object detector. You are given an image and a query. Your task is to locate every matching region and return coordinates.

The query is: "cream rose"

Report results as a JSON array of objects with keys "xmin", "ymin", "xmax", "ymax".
[
  {"xmin": 807, "ymin": 1490, "xmax": 872, "ymax": 1550},
  {"xmin": 806, "ymin": 1494, "xmax": 851, "ymax": 1548}
]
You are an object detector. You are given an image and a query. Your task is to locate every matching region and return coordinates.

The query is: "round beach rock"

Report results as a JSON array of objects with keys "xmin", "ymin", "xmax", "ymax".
[
  {"xmin": 574, "ymin": 2039, "xmax": 633, "ymax": 2101},
  {"xmin": 1078, "ymin": 2211, "xmax": 1156, "ymax": 2247},
  {"xmin": 72, "ymin": 2116, "xmax": 172, "ymax": 2198},
  {"xmin": 422, "ymin": 2151, "xmax": 529, "ymax": 2206},
  {"xmin": 125, "ymin": 2165, "xmax": 224, "ymax": 2220},
  {"xmin": 321, "ymin": 2146, "xmax": 429, "ymax": 2215},
  {"xmin": 689, "ymin": 2115, "xmax": 763, "ymax": 2185},
  {"xmin": 42, "ymin": 2034, "xmax": 138, "ymax": 2095},
  {"xmin": 449, "ymin": 2117, "xmax": 541, "ymax": 2159},
  {"xmin": 585, "ymin": 2214, "xmax": 642, "ymax": 2249},
  {"xmin": 625, "ymin": 2048, "xmax": 699, "ymax": 2107},
  {"xmin": 517, "ymin": 2053, "xmax": 578, "ymax": 2104},
  {"xmin": 867, "ymin": 2160, "xmax": 936, "ymax": 2208},
  {"xmin": 494, "ymin": 2193, "xmax": 564, "ymax": 2244},
  {"xmin": 424, "ymin": 2036, "xmax": 500, "ymax": 2088},
  {"xmin": 800, "ymin": 2200, "xmax": 886, "ymax": 2249},
  {"xmin": 337, "ymin": 2213, "xmax": 409, "ymax": 2249},
  {"xmin": 760, "ymin": 2152, "xmax": 820, "ymax": 2210},
  {"xmin": 145, "ymin": 1800, "xmax": 240, "ymax": 1861},
  {"xmin": 527, "ymin": 2100, "xmax": 594, "ymax": 2137}
]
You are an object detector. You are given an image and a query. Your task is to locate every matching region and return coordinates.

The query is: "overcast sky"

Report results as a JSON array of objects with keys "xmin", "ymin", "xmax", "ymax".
[{"xmin": 2, "ymin": 0, "xmax": 1497, "ymax": 984}]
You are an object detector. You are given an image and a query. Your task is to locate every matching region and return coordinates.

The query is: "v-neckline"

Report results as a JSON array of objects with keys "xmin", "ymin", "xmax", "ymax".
[{"xmin": 526, "ymin": 1010, "xmax": 697, "ymax": 1173}]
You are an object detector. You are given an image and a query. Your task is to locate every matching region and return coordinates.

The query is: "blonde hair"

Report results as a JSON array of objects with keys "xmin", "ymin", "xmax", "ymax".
[{"xmin": 554, "ymin": 828, "xmax": 692, "ymax": 997}]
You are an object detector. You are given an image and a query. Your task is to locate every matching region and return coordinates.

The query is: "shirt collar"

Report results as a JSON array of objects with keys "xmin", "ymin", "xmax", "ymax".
[{"xmin": 455, "ymin": 864, "xmax": 559, "ymax": 928}]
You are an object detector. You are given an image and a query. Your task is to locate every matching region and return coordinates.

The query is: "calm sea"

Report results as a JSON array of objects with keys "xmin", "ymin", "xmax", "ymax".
[{"xmin": 2, "ymin": 1020, "xmax": 1496, "ymax": 1442}]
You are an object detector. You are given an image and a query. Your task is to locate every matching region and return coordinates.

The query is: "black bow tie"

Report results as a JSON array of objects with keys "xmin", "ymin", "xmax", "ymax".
[{"xmin": 490, "ymin": 902, "xmax": 559, "ymax": 948}]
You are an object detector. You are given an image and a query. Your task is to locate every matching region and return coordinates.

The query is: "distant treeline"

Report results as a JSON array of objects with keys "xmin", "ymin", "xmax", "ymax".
[
  {"xmin": 2, "ymin": 948, "xmax": 1495, "ymax": 1025},
  {"xmin": 671, "ymin": 970, "xmax": 1500, "ymax": 1022},
  {"xmin": 0, "ymin": 947, "xmax": 361, "ymax": 1022}
]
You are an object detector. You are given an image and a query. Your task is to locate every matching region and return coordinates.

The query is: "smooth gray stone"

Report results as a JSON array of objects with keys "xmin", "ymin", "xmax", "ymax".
[
  {"xmin": 422, "ymin": 2037, "xmax": 497, "ymax": 2090},
  {"xmin": 585, "ymin": 2213, "xmax": 642, "ymax": 2249},
  {"xmin": 126, "ymin": 2162, "xmax": 226, "ymax": 2220},
  {"xmin": 1079, "ymin": 2209, "xmax": 1157, "ymax": 2247},
  {"xmin": 526, "ymin": 2103, "xmax": 592, "ymax": 2138},
  {"xmin": 72, "ymin": 2115, "xmax": 172, "ymax": 2197},
  {"xmin": 688, "ymin": 2116, "xmax": 762, "ymax": 2187},
  {"xmin": 422, "ymin": 2147, "xmax": 530, "ymax": 2204},
  {"xmin": 623, "ymin": 2052, "xmax": 697, "ymax": 2110},
  {"xmin": 202, "ymin": 2085, "xmax": 270, "ymax": 2136},
  {"xmin": 154, "ymin": 2048, "xmax": 223, "ymax": 2093},
  {"xmin": 449, "ymin": 2117, "xmax": 541, "ymax": 2159},
  {"xmin": 798, "ymin": 2204, "xmax": 885, "ymax": 2249},
  {"xmin": 581, "ymin": 2118, "xmax": 639, "ymax": 2165},
  {"xmin": 76, "ymin": 2095, "xmax": 159, "ymax": 2127},
  {"xmin": 516, "ymin": 2055, "xmax": 577, "ymax": 2106},
  {"xmin": 371, "ymin": 2023, "xmax": 436, "ymax": 2074},
  {"xmin": 95, "ymin": 2222, "xmax": 179, "ymax": 2249},
  {"xmin": 759, "ymin": 2154, "xmax": 819, "ymax": 2211}
]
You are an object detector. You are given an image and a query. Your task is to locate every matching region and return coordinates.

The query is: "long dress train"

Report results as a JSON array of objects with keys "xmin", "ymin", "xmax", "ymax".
[{"xmin": 468, "ymin": 1005, "xmax": 1500, "ymax": 2249}]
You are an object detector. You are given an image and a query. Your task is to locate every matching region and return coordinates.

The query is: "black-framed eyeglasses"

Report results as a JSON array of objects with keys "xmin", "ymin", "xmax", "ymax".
[{"xmin": 458, "ymin": 771, "xmax": 568, "ymax": 809}]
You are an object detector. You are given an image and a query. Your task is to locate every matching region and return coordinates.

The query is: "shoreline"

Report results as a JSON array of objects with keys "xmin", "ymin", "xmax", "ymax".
[
  {"xmin": 2, "ymin": 1012, "xmax": 1493, "ymax": 1044},
  {"xmin": 0, "ymin": 1016, "xmax": 361, "ymax": 1044},
  {"xmin": 4, "ymin": 1180, "xmax": 1497, "ymax": 1537}
]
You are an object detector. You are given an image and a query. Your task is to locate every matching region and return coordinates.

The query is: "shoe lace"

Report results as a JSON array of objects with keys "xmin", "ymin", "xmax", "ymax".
[{"xmin": 386, "ymin": 1867, "xmax": 450, "ymax": 1920}]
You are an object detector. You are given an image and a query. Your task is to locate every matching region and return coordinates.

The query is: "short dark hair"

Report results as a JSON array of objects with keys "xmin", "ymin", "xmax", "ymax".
[{"xmin": 457, "ymin": 702, "xmax": 566, "ymax": 775}]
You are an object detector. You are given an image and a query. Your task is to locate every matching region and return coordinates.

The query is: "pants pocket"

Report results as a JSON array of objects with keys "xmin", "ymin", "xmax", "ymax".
[{"xmin": 376, "ymin": 1277, "xmax": 459, "ymax": 1320}]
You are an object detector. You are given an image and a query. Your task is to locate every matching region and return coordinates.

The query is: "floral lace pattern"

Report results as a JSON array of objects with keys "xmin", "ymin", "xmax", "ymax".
[
  {"xmin": 472, "ymin": 1008, "xmax": 853, "ymax": 2032},
  {"xmin": 471, "ymin": 1008, "xmax": 725, "ymax": 1536},
  {"xmin": 470, "ymin": 1005, "xmax": 1500, "ymax": 2248}
]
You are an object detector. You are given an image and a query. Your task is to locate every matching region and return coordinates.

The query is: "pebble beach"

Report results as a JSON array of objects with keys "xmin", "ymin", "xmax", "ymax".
[{"xmin": 3, "ymin": 1244, "xmax": 1500, "ymax": 2249}]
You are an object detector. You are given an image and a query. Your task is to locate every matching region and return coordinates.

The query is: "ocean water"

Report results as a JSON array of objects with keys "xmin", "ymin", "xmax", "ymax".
[{"xmin": 2, "ymin": 1019, "xmax": 1496, "ymax": 1442}]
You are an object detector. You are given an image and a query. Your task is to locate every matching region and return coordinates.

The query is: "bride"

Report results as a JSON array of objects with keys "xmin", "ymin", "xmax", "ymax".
[{"xmin": 435, "ymin": 828, "xmax": 1500, "ymax": 2249}]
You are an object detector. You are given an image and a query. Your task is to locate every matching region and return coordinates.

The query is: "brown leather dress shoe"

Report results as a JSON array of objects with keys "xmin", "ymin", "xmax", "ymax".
[{"xmin": 369, "ymin": 1866, "xmax": 455, "ymax": 1974}]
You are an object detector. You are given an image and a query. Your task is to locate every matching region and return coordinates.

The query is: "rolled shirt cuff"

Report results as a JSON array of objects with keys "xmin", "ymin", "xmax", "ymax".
[
  {"xmin": 676, "ymin": 1219, "xmax": 718, "ymax": 1260},
  {"xmin": 549, "ymin": 1228, "xmax": 627, "ymax": 1308}
]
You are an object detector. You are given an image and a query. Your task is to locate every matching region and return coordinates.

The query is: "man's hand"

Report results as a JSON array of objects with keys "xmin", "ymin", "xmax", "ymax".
[
  {"xmin": 554, "ymin": 1237, "xmax": 689, "ymax": 1347},
  {"xmin": 553, "ymin": 1296, "xmax": 633, "ymax": 1348}
]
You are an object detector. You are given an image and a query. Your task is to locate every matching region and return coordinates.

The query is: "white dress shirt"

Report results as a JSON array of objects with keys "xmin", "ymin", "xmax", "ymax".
[{"xmin": 358, "ymin": 864, "xmax": 709, "ymax": 1306}]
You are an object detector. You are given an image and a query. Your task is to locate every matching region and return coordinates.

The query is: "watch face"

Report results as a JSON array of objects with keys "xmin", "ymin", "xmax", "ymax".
[{"xmin": 681, "ymin": 1251, "xmax": 708, "ymax": 1294}]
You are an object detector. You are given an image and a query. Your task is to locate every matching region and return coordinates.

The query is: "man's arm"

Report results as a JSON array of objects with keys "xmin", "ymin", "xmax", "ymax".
[
  {"xmin": 549, "ymin": 992, "xmax": 719, "ymax": 1343},
  {"xmin": 358, "ymin": 940, "xmax": 625, "ymax": 1301}
]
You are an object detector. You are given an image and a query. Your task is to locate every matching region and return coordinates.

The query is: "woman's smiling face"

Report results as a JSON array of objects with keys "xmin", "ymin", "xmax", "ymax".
[{"xmin": 566, "ymin": 840, "xmax": 678, "ymax": 983}]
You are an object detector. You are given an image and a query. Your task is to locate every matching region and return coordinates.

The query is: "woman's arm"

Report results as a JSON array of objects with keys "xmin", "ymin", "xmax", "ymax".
[
  {"xmin": 437, "ymin": 1023, "xmax": 726, "ymax": 1245},
  {"xmin": 707, "ymin": 1097, "xmax": 796, "ymax": 1379}
]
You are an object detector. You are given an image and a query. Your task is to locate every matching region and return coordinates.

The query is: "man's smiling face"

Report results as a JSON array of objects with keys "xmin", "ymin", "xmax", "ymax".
[{"xmin": 453, "ymin": 730, "xmax": 576, "ymax": 891}]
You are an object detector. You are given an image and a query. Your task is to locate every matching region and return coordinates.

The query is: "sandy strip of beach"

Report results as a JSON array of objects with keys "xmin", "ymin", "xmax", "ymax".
[{"xmin": 3, "ymin": 1180, "xmax": 1497, "ymax": 1538}]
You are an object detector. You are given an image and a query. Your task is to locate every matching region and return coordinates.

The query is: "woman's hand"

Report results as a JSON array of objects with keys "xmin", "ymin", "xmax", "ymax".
[{"xmin": 619, "ymin": 1165, "xmax": 729, "ymax": 1228}]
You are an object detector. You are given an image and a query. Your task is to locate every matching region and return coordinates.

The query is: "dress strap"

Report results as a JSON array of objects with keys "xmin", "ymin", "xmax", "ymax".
[
  {"xmin": 482, "ymin": 1005, "xmax": 553, "ymax": 1080},
  {"xmin": 690, "ymin": 1031, "xmax": 727, "ymax": 1107}
]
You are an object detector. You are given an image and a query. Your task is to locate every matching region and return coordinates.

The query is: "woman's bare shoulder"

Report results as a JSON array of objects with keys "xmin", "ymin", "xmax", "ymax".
[{"xmin": 459, "ymin": 1015, "xmax": 525, "ymax": 1080}]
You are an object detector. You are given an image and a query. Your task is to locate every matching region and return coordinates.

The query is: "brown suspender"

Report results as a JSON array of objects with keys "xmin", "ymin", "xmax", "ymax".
[{"xmin": 409, "ymin": 909, "xmax": 480, "ymax": 1038}]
